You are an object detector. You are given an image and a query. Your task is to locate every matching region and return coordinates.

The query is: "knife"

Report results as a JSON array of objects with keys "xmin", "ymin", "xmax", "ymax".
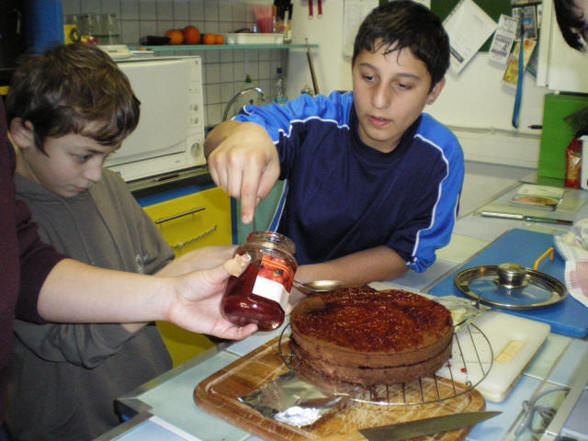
[
  {"xmin": 480, "ymin": 211, "xmax": 573, "ymax": 226},
  {"xmin": 359, "ymin": 411, "xmax": 501, "ymax": 441}
]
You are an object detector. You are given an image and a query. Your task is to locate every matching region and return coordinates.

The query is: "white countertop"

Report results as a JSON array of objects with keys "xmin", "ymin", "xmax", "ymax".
[
  {"xmin": 98, "ymin": 324, "xmax": 586, "ymax": 441},
  {"xmin": 95, "ymin": 167, "xmax": 588, "ymax": 441}
]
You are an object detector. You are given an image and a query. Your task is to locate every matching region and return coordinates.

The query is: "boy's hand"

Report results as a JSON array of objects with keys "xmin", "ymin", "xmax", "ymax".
[
  {"xmin": 206, "ymin": 122, "xmax": 280, "ymax": 224},
  {"xmin": 167, "ymin": 253, "xmax": 258, "ymax": 340}
]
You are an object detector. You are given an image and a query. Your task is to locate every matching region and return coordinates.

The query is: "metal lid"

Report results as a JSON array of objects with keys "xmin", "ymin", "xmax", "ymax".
[{"xmin": 454, "ymin": 264, "xmax": 567, "ymax": 310}]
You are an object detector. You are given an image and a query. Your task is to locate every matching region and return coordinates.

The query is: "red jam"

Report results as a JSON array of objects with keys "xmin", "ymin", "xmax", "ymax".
[{"xmin": 221, "ymin": 231, "xmax": 297, "ymax": 331}]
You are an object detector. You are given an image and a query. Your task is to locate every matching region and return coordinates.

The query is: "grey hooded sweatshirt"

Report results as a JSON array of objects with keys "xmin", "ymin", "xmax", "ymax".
[{"xmin": 6, "ymin": 169, "xmax": 174, "ymax": 441}]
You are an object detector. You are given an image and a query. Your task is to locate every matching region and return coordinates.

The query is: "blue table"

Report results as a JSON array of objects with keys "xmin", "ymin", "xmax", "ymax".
[{"xmin": 429, "ymin": 229, "xmax": 588, "ymax": 338}]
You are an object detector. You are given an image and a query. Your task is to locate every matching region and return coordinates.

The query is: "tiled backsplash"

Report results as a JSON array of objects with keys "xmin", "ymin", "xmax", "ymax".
[{"xmin": 62, "ymin": 0, "xmax": 287, "ymax": 128}]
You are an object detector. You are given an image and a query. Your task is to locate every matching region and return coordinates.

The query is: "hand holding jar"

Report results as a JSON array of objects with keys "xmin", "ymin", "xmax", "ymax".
[{"xmin": 221, "ymin": 231, "xmax": 297, "ymax": 331}]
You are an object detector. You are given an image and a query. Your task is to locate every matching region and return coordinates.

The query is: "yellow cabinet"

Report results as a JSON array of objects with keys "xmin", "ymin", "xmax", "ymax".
[
  {"xmin": 144, "ymin": 186, "xmax": 232, "ymax": 256},
  {"xmin": 142, "ymin": 186, "xmax": 232, "ymax": 366}
]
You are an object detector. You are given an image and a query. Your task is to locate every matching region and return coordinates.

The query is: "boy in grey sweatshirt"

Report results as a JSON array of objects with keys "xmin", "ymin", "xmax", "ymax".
[{"xmin": 5, "ymin": 43, "xmax": 233, "ymax": 441}]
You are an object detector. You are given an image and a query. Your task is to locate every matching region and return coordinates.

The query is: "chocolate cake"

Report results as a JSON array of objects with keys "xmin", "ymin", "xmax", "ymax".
[{"xmin": 289, "ymin": 287, "xmax": 453, "ymax": 387}]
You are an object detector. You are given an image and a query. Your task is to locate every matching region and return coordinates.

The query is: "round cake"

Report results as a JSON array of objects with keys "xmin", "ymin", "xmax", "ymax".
[{"xmin": 289, "ymin": 287, "xmax": 453, "ymax": 387}]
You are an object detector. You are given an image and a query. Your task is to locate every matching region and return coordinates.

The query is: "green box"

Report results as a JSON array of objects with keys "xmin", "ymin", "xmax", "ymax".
[{"xmin": 538, "ymin": 93, "xmax": 588, "ymax": 180}]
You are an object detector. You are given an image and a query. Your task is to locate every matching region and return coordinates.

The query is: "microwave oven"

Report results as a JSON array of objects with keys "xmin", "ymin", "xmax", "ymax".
[{"xmin": 106, "ymin": 56, "xmax": 206, "ymax": 183}]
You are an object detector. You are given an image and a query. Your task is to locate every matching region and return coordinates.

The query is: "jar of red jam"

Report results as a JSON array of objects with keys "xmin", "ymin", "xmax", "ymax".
[{"xmin": 222, "ymin": 231, "xmax": 297, "ymax": 331}]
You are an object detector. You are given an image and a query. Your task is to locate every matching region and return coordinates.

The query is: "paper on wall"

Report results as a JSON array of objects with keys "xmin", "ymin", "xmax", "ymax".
[
  {"xmin": 502, "ymin": 39, "xmax": 537, "ymax": 87},
  {"xmin": 489, "ymin": 14, "xmax": 519, "ymax": 65},
  {"xmin": 443, "ymin": 0, "xmax": 498, "ymax": 74},
  {"xmin": 412, "ymin": 0, "xmax": 431, "ymax": 8},
  {"xmin": 342, "ymin": 0, "xmax": 379, "ymax": 58}
]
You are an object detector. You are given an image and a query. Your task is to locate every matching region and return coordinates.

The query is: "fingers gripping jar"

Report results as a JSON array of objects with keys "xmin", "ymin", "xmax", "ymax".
[{"xmin": 222, "ymin": 231, "xmax": 297, "ymax": 331}]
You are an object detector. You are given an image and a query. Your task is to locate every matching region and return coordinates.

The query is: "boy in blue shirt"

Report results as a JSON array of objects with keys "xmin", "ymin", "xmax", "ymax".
[{"xmin": 205, "ymin": 1, "xmax": 464, "ymax": 293}]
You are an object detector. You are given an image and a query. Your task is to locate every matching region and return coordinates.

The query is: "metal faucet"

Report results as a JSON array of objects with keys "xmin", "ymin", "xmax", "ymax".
[{"xmin": 223, "ymin": 87, "xmax": 265, "ymax": 121}]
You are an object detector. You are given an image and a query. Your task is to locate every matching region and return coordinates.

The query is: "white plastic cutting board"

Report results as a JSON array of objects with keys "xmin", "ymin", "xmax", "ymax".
[{"xmin": 437, "ymin": 310, "xmax": 550, "ymax": 402}]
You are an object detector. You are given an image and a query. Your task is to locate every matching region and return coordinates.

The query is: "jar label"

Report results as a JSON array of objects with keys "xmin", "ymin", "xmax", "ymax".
[
  {"xmin": 252, "ymin": 277, "xmax": 289, "ymax": 311},
  {"xmin": 252, "ymin": 255, "xmax": 294, "ymax": 311}
]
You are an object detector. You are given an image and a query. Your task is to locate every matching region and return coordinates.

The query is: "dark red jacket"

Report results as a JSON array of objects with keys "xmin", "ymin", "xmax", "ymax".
[{"xmin": 0, "ymin": 100, "xmax": 64, "ymax": 419}]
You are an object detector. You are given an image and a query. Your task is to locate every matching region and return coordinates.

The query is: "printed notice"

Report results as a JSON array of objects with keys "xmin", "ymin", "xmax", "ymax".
[
  {"xmin": 343, "ymin": 0, "xmax": 378, "ymax": 57},
  {"xmin": 443, "ymin": 0, "xmax": 498, "ymax": 74},
  {"xmin": 489, "ymin": 14, "xmax": 519, "ymax": 65},
  {"xmin": 502, "ymin": 39, "xmax": 537, "ymax": 87}
]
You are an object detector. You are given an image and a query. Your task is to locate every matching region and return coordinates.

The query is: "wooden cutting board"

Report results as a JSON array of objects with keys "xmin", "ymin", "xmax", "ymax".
[{"xmin": 194, "ymin": 336, "xmax": 485, "ymax": 441}]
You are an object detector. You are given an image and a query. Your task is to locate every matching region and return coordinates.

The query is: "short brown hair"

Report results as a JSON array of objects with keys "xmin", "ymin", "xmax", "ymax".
[
  {"xmin": 352, "ymin": 1, "xmax": 449, "ymax": 89},
  {"xmin": 6, "ymin": 43, "xmax": 140, "ymax": 152}
]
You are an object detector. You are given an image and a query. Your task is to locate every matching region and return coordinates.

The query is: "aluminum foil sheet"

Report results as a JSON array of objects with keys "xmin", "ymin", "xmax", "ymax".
[{"xmin": 238, "ymin": 370, "xmax": 345, "ymax": 427}]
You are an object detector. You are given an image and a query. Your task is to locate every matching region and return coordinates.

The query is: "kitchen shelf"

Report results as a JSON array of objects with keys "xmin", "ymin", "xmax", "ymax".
[{"xmin": 129, "ymin": 43, "xmax": 318, "ymax": 54}]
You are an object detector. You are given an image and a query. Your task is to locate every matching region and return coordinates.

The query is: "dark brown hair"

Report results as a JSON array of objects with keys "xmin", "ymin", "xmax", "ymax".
[
  {"xmin": 6, "ymin": 43, "xmax": 140, "ymax": 152},
  {"xmin": 352, "ymin": 0, "xmax": 450, "ymax": 89}
]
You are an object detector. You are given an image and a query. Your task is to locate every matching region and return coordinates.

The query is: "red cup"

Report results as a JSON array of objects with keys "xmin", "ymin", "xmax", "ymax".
[{"xmin": 257, "ymin": 17, "xmax": 274, "ymax": 33}]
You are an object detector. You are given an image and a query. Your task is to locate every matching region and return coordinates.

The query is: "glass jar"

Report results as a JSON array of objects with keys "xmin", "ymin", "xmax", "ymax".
[
  {"xmin": 97, "ymin": 12, "xmax": 121, "ymax": 45},
  {"xmin": 222, "ymin": 231, "xmax": 297, "ymax": 331}
]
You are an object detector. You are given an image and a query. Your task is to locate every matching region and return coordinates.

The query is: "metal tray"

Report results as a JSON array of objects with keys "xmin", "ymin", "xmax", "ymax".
[{"xmin": 454, "ymin": 265, "xmax": 567, "ymax": 310}]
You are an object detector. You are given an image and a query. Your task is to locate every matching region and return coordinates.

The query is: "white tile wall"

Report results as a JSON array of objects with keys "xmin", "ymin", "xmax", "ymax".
[{"xmin": 62, "ymin": 0, "xmax": 287, "ymax": 127}]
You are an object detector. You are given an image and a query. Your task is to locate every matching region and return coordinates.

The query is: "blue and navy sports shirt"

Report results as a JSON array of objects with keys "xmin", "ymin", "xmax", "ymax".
[{"xmin": 235, "ymin": 91, "xmax": 464, "ymax": 273}]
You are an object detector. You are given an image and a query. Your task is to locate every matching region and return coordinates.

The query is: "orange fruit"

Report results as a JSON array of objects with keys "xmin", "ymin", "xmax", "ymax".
[
  {"xmin": 183, "ymin": 25, "xmax": 200, "ymax": 45},
  {"xmin": 202, "ymin": 33, "xmax": 216, "ymax": 45},
  {"xmin": 215, "ymin": 34, "xmax": 225, "ymax": 45},
  {"xmin": 165, "ymin": 29, "xmax": 184, "ymax": 45}
]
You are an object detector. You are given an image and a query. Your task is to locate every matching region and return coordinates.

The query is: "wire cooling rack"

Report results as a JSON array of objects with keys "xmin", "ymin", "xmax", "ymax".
[{"xmin": 278, "ymin": 322, "xmax": 493, "ymax": 406}]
